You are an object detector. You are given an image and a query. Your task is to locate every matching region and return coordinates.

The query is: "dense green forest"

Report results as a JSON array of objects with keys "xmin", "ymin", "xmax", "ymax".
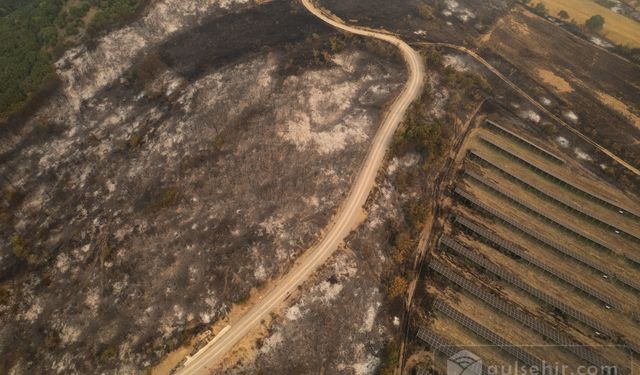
[{"xmin": 0, "ymin": 0, "xmax": 148, "ymax": 120}]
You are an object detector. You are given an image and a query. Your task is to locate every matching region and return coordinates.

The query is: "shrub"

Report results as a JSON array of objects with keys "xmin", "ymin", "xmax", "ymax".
[
  {"xmin": 377, "ymin": 340, "xmax": 400, "ymax": 375},
  {"xmin": 386, "ymin": 276, "xmax": 409, "ymax": 299},
  {"xmin": 585, "ymin": 15, "xmax": 605, "ymax": 31}
]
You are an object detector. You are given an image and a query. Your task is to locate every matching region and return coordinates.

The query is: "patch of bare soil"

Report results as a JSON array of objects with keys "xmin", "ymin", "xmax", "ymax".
[
  {"xmin": 535, "ymin": 68, "xmax": 573, "ymax": 93},
  {"xmin": 594, "ymin": 90, "xmax": 640, "ymax": 130}
]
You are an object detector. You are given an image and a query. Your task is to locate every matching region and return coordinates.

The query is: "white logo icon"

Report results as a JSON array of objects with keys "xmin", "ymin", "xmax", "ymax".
[{"xmin": 448, "ymin": 350, "xmax": 483, "ymax": 375}]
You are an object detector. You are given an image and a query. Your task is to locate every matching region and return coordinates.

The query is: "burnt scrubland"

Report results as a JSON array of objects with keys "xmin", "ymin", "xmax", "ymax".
[
  {"xmin": 1, "ymin": 0, "xmax": 639, "ymax": 373},
  {"xmin": 0, "ymin": 0, "xmax": 407, "ymax": 373},
  {"xmin": 219, "ymin": 44, "xmax": 493, "ymax": 375}
]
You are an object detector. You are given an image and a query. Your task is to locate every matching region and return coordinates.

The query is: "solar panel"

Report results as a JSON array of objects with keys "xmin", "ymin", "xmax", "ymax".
[
  {"xmin": 467, "ymin": 149, "xmax": 640, "ymax": 244},
  {"xmin": 453, "ymin": 183, "xmax": 639, "ymax": 296},
  {"xmin": 455, "ymin": 175, "xmax": 612, "ymax": 275},
  {"xmin": 477, "ymin": 135, "xmax": 640, "ymax": 221},
  {"xmin": 463, "ymin": 169, "xmax": 616, "ymax": 255},
  {"xmin": 453, "ymin": 215, "xmax": 621, "ymax": 308},
  {"xmin": 429, "ymin": 260, "xmax": 637, "ymax": 362},
  {"xmin": 416, "ymin": 327, "xmax": 491, "ymax": 375},
  {"xmin": 438, "ymin": 230, "xmax": 615, "ymax": 337},
  {"xmin": 434, "ymin": 299, "xmax": 545, "ymax": 370},
  {"xmin": 484, "ymin": 120, "xmax": 565, "ymax": 164}
]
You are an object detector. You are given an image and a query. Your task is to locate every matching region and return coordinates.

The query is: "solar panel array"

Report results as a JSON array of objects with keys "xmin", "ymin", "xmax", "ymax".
[
  {"xmin": 467, "ymin": 149, "xmax": 640, "ymax": 244},
  {"xmin": 429, "ymin": 260, "xmax": 636, "ymax": 364},
  {"xmin": 434, "ymin": 299, "xmax": 545, "ymax": 370},
  {"xmin": 439, "ymin": 230, "xmax": 615, "ymax": 337},
  {"xmin": 477, "ymin": 135, "xmax": 640, "ymax": 221},
  {"xmin": 464, "ymin": 169, "xmax": 615, "ymax": 255},
  {"xmin": 454, "ymin": 215, "xmax": 621, "ymax": 308},
  {"xmin": 484, "ymin": 120, "xmax": 565, "ymax": 164},
  {"xmin": 416, "ymin": 328, "xmax": 491, "ymax": 375},
  {"xmin": 455, "ymin": 174, "xmax": 612, "ymax": 275}
]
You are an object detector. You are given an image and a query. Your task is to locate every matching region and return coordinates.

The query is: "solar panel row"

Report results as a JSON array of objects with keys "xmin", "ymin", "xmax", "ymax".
[
  {"xmin": 434, "ymin": 299, "xmax": 545, "ymax": 370},
  {"xmin": 429, "ymin": 260, "xmax": 633, "ymax": 365},
  {"xmin": 477, "ymin": 136, "xmax": 640, "ymax": 221},
  {"xmin": 467, "ymin": 149, "xmax": 640, "ymax": 244},
  {"xmin": 464, "ymin": 169, "xmax": 615, "ymax": 255},
  {"xmin": 417, "ymin": 328, "xmax": 492, "ymax": 375},
  {"xmin": 454, "ymin": 173, "xmax": 640, "ymax": 295},
  {"xmin": 456, "ymin": 166, "xmax": 612, "ymax": 274},
  {"xmin": 454, "ymin": 215, "xmax": 621, "ymax": 308},
  {"xmin": 484, "ymin": 120, "xmax": 565, "ymax": 165},
  {"xmin": 439, "ymin": 226, "xmax": 615, "ymax": 338}
]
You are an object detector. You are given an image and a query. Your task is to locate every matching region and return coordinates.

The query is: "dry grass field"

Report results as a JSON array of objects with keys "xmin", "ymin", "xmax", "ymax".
[
  {"xmin": 538, "ymin": 0, "xmax": 640, "ymax": 47},
  {"xmin": 411, "ymin": 113, "xmax": 640, "ymax": 374}
]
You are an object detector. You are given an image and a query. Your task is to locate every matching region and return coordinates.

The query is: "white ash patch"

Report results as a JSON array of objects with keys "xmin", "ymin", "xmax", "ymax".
[
  {"xmin": 254, "ymin": 265, "xmax": 267, "ymax": 282},
  {"xmin": 520, "ymin": 110, "xmax": 541, "ymax": 123},
  {"xmin": 337, "ymin": 345, "xmax": 380, "ymax": 375},
  {"xmin": 85, "ymin": 288, "xmax": 100, "ymax": 313},
  {"xmin": 574, "ymin": 148, "xmax": 593, "ymax": 161},
  {"xmin": 360, "ymin": 303, "xmax": 379, "ymax": 333},
  {"xmin": 309, "ymin": 280, "xmax": 344, "ymax": 304},
  {"xmin": 393, "ymin": 316, "xmax": 401, "ymax": 326},
  {"xmin": 52, "ymin": 353, "xmax": 75, "ymax": 374},
  {"xmin": 55, "ymin": 253, "xmax": 71, "ymax": 274},
  {"xmin": 563, "ymin": 110, "xmax": 579, "ymax": 123},
  {"xmin": 387, "ymin": 153, "xmax": 419, "ymax": 175},
  {"xmin": 21, "ymin": 299, "xmax": 43, "ymax": 322},
  {"xmin": 443, "ymin": 55, "xmax": 470, "ymax": 72},
  {"xmin": 442, "ymin": 9, "xmax": 453, "ymax": 16},
  {"xmin": 55, "ymin": 0, "xmax": 251, "ymax": 109},
  {"xmin": 457, "ymin": 9, "xmax": 476, "ymax": 22},
  {"xmin": 541, "ymin": 97, "xmax": 552, "ymax": 106},
  {"xmin": 259, "ymin": 331, "xmax": 284, "ymax": 354},
  {"xmin": 285, "ymin": 304, "xmax": 304, "ymax": 321},
  {"xmin": 430, "ymin": 87, "xmax": 449, "ymax": 118},
  {"xmin": 556, "ymin": 136, "xmax": 570, "ymax": 148},
  {"xmin": 259, "ymin": 216, "xmax": 285, "ymax": 237},
  {"xmin": 414, "ymin": 30, "xmax": 427, "ymax": 36},
  {"xmin": 281, "ymin": 111, "xmax": 370, "ymax": 155},
  {"xmin": 445, "ymin": 0, "xmax": 459, "ymax": 10},
  {"xmin": 303, "ymin": 195, "xmax": 320, "ymax": 208},
  {"xmin": 332, "ymin": 51, "xmax": 362, "ymax": 74},
  {"xmin": 590, "ymin": 36, "xmax": 613, "ymax": 48},
  {"xmin": 59, "ymin": 323, "xmax": 82, "ymax": 345}
]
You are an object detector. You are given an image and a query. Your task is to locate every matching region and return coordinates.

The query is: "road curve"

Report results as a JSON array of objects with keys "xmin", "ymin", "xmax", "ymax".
[
  {"xmin": 417, "ymin": 42, "xmax": 640, "ymax": 177},
  {"xmin": 175, "ymin": 2, "xmax": 425, "ymax": 374}
]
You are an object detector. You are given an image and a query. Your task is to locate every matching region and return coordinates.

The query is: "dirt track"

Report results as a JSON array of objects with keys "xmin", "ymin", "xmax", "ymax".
[{"xmin": 174, "ymin": 1, "xmax": 426, "ymax": 373}]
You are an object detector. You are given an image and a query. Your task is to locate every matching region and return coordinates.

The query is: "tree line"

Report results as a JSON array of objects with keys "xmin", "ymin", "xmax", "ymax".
[{"xmin": 0, "ymin": 0, "xmax": 148, "ymax": 121}]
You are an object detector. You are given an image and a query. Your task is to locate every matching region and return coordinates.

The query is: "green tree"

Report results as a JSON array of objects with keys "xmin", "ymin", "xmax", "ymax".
[
  {"xmin": 558, "ymin": 10, "xmax": 570, "ymax": 19},
  {"xmin": 533, "ymin": 3, "xmax": 548, "ymax": 16},
  {"xmin": 585, "ymin": 15, "xmax": 605, "ymax": 31}
]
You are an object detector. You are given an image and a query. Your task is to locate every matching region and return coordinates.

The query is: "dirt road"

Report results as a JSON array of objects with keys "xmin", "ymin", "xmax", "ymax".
[{"xmin": 174, "ymin": 2, "xmax": 425, "ymax": 374}]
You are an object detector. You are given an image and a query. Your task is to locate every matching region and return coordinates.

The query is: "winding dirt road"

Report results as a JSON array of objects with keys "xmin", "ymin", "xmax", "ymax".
[{"xmin": 175, "ymin": 1, "xmax": 425, "ymax": 374}]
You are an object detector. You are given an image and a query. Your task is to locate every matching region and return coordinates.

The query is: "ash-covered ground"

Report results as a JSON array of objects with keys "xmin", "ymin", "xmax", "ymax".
[
  {"xmin": 0, "ymin": 0, "xmax": 406, "ymax": 373},
  {"xmin": 220, "ymin": 47, "xmax": 492, "ymax": 375}
]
